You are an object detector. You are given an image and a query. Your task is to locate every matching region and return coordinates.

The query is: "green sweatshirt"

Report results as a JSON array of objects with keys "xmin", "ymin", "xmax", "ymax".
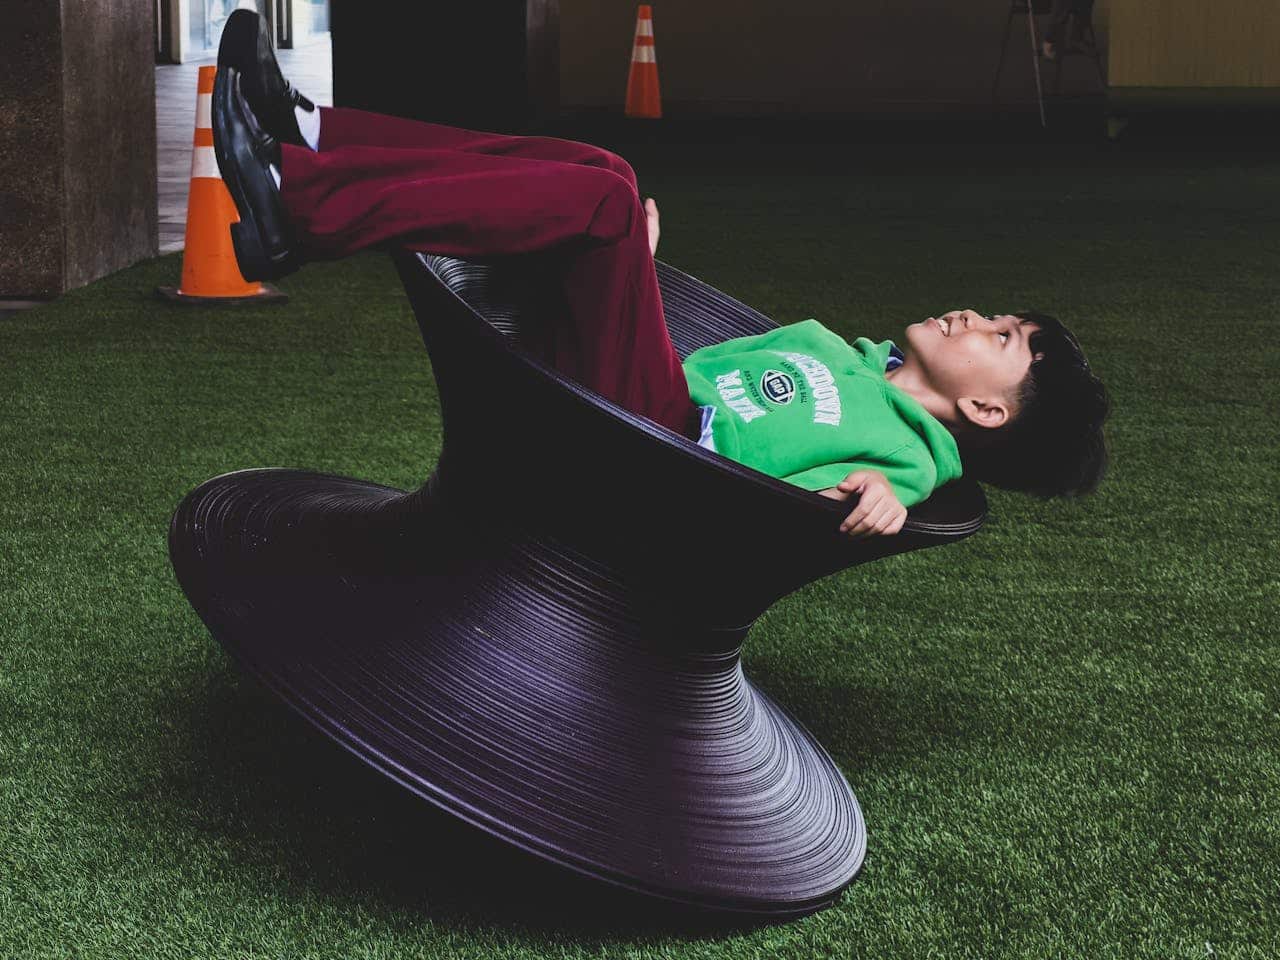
[{"xmin": 682, "ymin": 318, "xmax": 963, "ymax": 507}]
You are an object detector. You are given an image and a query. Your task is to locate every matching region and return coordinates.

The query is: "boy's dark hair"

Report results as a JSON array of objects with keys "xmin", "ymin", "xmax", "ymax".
[{"xmin": 958, "ymin": 311, "xmax": 1111, "ymax": 498}]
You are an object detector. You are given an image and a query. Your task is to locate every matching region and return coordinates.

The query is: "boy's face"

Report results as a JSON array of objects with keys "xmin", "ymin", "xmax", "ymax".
[{"xmin": 898, "ymin": 309, "xmax": 1044, "ymax": 429}]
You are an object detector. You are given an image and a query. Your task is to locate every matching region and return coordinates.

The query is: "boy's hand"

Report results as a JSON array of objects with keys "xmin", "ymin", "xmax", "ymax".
[{"xmin": 818, "ymin": 470, "xmax": 908, "ymax": 539}]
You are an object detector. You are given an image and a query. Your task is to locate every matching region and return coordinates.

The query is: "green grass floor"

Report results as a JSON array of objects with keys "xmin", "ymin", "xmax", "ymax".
[{"xmin": 3, "ymin": 133, "xmax": 1278, "ymax": 959}]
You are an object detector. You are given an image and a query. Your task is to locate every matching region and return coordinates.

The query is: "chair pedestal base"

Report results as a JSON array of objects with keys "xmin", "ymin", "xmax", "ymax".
[{"xmin": 169, "ymin": 466, "xmax": 866, "ymax": 916}]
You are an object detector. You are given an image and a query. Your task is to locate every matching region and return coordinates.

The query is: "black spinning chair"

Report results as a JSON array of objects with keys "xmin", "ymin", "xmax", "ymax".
[{"xmin": 168, "ymin": 249, "xmax": 988, "ymax": 917}]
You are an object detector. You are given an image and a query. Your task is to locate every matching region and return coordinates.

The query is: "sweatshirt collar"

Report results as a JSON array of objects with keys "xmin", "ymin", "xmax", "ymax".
[{"xmin": 853, "ymin": 337, "xmax": 964, "ymax": 484}]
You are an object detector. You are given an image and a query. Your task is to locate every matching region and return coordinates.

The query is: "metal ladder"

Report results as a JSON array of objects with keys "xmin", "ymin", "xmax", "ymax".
[{"xmin": 992, "ymin": 0, "xmax": 1108, "ymax": 128}]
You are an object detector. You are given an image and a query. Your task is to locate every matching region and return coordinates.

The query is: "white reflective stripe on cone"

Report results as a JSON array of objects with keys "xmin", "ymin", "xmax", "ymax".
[
  {"xmin": 196, "ymin": 93, "xmax": 212, "ymax": 129},
  {"xmin": 631, "ymin": 45, "xmax": 656, "ymax": 63},
  {"xmin": 191, "ymin": 145, "xmax": 220, "ymax": 179},
  {"xmin": 636, "ymin": 19, "xmax": 653, "ymax": 37}
]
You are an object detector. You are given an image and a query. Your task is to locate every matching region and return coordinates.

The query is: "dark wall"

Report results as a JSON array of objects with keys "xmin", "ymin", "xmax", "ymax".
[
  {"xmin": 331, "ymin": 0, "xmax": 559, "ymax": 133},
  {"xmin": 330, "ymin": 0, "xmax": 1107, "ymax": 131},
  {"xmin": 561, "ymin": 0, "xmax": 1110, "ymax": 113}
]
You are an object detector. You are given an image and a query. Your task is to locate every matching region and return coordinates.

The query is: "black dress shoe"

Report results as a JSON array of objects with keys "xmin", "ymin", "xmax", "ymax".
[
  {"xmin": 211, "ymin": 67, "xmax": 300, "ymax": 282},
  {"xmin": 217, "ymin": 9, "xmax": 315, "ymax": 148}
]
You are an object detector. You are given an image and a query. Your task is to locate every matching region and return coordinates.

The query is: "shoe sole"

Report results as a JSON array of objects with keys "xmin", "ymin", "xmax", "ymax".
[
  {"xmin": 218, "ymin": 9, "xmax": 306, "ymax": 148},
  {"xmin": 211, "ymin": 69, "xmax": 296, "ymax": 282},
  {"xmin": 217, "ymin": 9, "xmax": 257, "ymax": 66}
]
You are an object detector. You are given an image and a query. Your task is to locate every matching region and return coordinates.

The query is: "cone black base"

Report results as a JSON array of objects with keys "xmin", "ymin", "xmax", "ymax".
[{"xmin": 156, "ymin": 283, "xmax": 288, "ymax": 305}]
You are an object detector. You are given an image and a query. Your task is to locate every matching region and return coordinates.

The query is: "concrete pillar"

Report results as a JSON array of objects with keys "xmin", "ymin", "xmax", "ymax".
[{"xmin": 0, "ymin": 0, "xmax": 158, "ymax": 298}]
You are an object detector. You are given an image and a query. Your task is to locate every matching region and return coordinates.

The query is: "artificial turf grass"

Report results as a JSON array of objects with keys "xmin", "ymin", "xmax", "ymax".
[{"xmin": 2, "ymin": 138, "xmax": 1277, "ymax": 959}]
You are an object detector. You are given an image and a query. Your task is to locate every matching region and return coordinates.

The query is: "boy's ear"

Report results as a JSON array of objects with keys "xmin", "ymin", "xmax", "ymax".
[{"xmin": 956, "ymin": 396, "xmax": 1010, "ymax": 430}]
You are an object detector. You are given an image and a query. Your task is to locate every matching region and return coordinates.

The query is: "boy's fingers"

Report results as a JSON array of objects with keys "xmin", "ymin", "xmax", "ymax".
[
  {"xmin": 841, "ymin": 499, "xmax": 890, "ymax": 536},
  {"xmin": 839, "ymin": 506, "xmax": 867, "ymax": 533},
  {"xmin": 874, "ymin": 509, "xmax": 908, "ymax": 537},
  {"xmin": 844, "ymin": 499, "xmax": 896, "ymax": 537},
  {"xmin": 871, "ymin": 505, "xmax": 905, "ymax": 533},
  {"xmin": 865, "ymin": 503, "xmax": 895, "ymax": 533},
  {"xmin": 843, "ymin": 489, "xmax": 884, "ymax": 519},
  {"xmin": 840, "ymin": 499, "xmax": 876, "ymax": 531}
]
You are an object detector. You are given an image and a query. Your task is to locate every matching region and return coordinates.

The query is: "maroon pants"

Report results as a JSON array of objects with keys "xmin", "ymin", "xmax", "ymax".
[{"xmin": 277, "ymin": 106, "xmax": 700, "ymax": 440}]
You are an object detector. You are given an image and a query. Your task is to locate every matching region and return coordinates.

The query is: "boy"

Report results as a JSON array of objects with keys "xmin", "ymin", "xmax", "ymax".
[{"xmin": 211, "ymin": 12, "xmax": 1109, "ymax": 541}]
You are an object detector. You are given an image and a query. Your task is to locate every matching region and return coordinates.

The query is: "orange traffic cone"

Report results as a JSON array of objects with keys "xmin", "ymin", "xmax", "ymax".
[
  {"xmin": 624, "ymin": 5, "xmax": 662, "ymax": 119},
  {"xmin": 158, "ymin": 65, "xmax": 287, "ymax": 305}
]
